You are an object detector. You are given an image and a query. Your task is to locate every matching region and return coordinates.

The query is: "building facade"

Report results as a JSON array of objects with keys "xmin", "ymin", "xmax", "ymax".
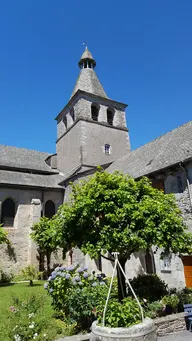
[{"xmin": 0, "ymin": 47, "xmax": 192, "ymax": 288}]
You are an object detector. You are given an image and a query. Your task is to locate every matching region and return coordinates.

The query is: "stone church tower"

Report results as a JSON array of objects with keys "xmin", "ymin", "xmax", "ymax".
[{"xmin": 55, "ymin": 47, "xmax": 130, "ymax": 180}]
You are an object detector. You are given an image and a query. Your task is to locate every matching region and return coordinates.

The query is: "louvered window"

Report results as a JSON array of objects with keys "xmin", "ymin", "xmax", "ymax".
[
  {"xmin": 107, "ymin": 109, "xmax": 114, "ymax": 125},
  {"xmin": 91, "ymin": 104, "xmax": 99, "ymax": 121}
]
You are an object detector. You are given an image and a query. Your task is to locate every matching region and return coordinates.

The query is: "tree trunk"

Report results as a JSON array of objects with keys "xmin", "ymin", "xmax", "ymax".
[
  {"xmin": 68, "ymin": 249, "xmax": 73, "ymax": 266},
  {"xmin": 117, "ymin": 258, "xmax": 127, "ymax": 302},
  {"xmin": 39, "ymin": 250, "xmax": 45, "ymax": 272},
  {"xmin": 46, "ymin": 252, "xmax": 51, "ymax": 275}
]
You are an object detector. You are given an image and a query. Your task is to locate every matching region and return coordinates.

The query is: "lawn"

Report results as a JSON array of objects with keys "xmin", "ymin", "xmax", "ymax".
[{"xmin": 0, "ymin": 281, "xmax": 70, "ymax": 341}]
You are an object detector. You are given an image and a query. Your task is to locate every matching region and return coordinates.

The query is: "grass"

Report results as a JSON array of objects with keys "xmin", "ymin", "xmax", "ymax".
[{"xmin": 0, "ymin": 281, "xmax": 74, "ymax": 341}]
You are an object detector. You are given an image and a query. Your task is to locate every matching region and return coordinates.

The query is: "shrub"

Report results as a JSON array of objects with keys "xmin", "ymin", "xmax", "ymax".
[
  {"xmin": 97, "ymin": 297, "xmax": 142, "ymax": 328},
  {"xmin": 0, "ymin": 269, "xmax": 13, "ymax": 284},
  {"xmin": 21, "ymin": 265, "xmax": 39, "ymax": 286},
  {"xmin": 145, "ymin": 300, "xmax": 165, "ymax": 318},
  {"xmin": 130, "ymin": 274, "xmax": 168, "ymax": 302},
  {"xmin": 44, "ymin": 263, "xmax": 108, "ymax": 330},
  {"xmin": 64, "ymin": 284, "xmax": 107, "ymax": 329},
  {"xmin": 170, "ymin": 288, "xmax": 192, "ymax": 312},
  {"xmin": 162, "ymin": 294, "xmax": 179, "ymax": 313}
]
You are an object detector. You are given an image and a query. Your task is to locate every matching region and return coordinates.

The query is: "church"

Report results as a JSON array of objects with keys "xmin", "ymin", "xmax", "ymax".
[{"xmin": 0, "ymin": 47, "xmax": 192, "ymax": 288}]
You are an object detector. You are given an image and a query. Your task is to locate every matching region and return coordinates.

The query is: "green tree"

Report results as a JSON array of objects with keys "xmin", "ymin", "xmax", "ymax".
[
  {"xmin": 55, "ymin": 169, "xmax": 192, "ymax": 300},
  {"xmin": 31, "ymin": 217, "xmax": 62, "ymax": 274}
]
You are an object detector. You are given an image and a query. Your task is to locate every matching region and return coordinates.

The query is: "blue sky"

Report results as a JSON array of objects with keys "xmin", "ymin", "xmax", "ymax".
[{"xmin": 0, "ymin": 1, "xmax": 191, "ymax": 153}]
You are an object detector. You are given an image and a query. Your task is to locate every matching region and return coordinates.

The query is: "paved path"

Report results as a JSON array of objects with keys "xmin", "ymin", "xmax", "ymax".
[{"xmin": 159, "ymin": 331, "xmax": 191, "ymax": 341}]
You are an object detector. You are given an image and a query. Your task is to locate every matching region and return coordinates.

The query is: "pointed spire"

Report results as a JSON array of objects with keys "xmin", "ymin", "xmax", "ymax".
[
  {"xmin": 70, "ymin": 47, "xmax": 108, "ymax": 99},
  {"xmin": 78, "ymin": 47, "xmax": 96, "ymax": 69}
]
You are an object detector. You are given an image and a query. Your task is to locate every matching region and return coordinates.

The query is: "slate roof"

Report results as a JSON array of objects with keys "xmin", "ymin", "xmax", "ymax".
[
  {"xmin": 108, "ymin": 121, "xmax": 192, "ymax": 178},
  {"xmin": 0, "ymin": 169, "xmax": 64, "ymax": 189},
  {"xmin": 70, "ymin": 68, "xmax": 108, "ymax": 99},
  {"xmin": 0, "ymin": 145, "xmax": 64, "ymax": 189},
  {"xmin": 0, "ymin": 145, "xmax": 57, "ymax": 173}
]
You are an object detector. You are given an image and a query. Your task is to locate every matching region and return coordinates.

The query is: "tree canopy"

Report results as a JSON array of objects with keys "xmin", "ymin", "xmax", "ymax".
[{"xmin": 56, "ymin": 170, "xmax": 192, "ymax": 261}]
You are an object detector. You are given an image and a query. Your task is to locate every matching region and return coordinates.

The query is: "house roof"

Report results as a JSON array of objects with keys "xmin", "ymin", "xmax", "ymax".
[
  {"xmin": 0, "ymin": 145, "xmax": 58, "ymax": 174},
  {"xmin": 0, "ymin": 169, "xmax": 64, "ymax": 189},
  {"xmin": 108, "ymin": 120, "xmax": 192, "ymax": 178}
]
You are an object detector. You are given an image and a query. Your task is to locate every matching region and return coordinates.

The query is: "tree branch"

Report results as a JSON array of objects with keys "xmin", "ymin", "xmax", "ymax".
[{"xmin": 100, "ymin": 253, "xmax": 115, "ymax": 262}]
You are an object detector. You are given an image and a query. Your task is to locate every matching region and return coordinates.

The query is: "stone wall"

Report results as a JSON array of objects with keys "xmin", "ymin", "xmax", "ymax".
[
  {"xmin": 0, "ymin": 187, "xmax": 63, "ymax": 275},
  {"xmin": 154, "ymin": 313, "xmax": 186, "ymax": 336},
  {"xmin": 150, "ymin": 162, "xmax": 192, "ymax": 289}
]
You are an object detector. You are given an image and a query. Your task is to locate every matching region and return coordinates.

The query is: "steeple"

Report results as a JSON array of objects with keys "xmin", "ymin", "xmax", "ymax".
[{"xmin": 70, "ymin": 47, "xmax": 108, "ymax": 99}]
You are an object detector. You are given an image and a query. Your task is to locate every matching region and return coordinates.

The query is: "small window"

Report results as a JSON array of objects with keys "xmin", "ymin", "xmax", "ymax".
[
  {"xmin": 1, "ymin": 198, "xmax": 15, "ymax": 227},
  {"xmin": 107, "ymin": 108, "xmax": 114, "ymax": 125},
  {"xmin": 91, "ymin": 104, "xmax": 99, "ymax": 121},
  {"xmin": 161, "ymin": 255, "xmax": 171, "ymax": 272},
  {"xmin": 44, "ymin": 200, "xmax": 55, "ymax": 219},
  {"xmin": 104, "ymin": 144, "xmax": 110, "ymax": 155}
]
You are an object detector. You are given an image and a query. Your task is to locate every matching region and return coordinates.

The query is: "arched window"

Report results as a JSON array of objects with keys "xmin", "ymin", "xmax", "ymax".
[
  {"xmin": 91, "ymin": 104, "xmax": 99, "ymax": 121},
  {"xmin": 107, "ymin": 108, "xmax": 114, "ymax": 125},
  {"xmin": 1, "ymin": 198, "xmax": 15, "ymax": 227},
  {"xmin": 44, "ymin": 200, "xmax": 55, "ymax": 219}
]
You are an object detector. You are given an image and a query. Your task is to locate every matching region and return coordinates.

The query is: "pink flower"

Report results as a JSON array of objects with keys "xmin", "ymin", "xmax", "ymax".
[{"xmin": 9, "ymin": 306, "xmax": 17, "ymax": 313}]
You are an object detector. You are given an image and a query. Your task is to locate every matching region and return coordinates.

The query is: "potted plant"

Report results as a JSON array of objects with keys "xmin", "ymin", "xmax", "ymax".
[
  {"xmin": 90, "ymin": 254, "xmax": 157, "ymax": 341},
  {"xmin": 162, "ymin": 295, "xmax": 179, "ymax": 315}
]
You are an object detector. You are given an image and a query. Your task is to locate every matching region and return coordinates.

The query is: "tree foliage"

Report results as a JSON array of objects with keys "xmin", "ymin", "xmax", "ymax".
[
  {"xmin": 56, "ymin": 170, "xmax": 192, "ymax": 259},
  {"xmin": 31, "ymin": 217, "xmax": 62, "ymax": 273},
  {"xmin": 50, "ymin": 169, "xmax": 192, "ymax": 299}
]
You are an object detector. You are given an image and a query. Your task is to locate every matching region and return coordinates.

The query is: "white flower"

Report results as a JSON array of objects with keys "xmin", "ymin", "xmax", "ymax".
[
  {"xmin": 13, "ymin": 325, "xmax": 18, "ymax": 331},
  {"xmin": 28, "ymin": 313, "xmax": 35, "ymax": 318},
  {"xmin": 29, "ymin": 322, "xmax": 35, "ymax": 329},
  {"xmin": 33, "ymin": 333, "xmax": 38, "ymax": 339},
  {"xmin": 14, "ymin": 335, "xmax": 21, "ymax": 341},
  {"xmin": 43, "ymin": 334, "xmax": 47, "ymax": 337}
]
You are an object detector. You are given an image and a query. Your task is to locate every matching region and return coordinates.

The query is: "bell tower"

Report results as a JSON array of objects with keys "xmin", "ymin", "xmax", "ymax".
[{"xmin": 55, "ymin": 47, "xmax": 130, "ymax": 177}]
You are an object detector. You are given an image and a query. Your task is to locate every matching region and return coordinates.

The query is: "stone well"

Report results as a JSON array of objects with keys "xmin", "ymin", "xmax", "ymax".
[{"xmin": 90, "ymin": 318, "xmax": 157, "ymax": 341}]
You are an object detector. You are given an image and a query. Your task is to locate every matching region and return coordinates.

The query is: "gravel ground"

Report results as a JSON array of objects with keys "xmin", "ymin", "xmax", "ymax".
[{"xmin": 159, "ymin": 330, "xmax": 191, "ymax": 341}]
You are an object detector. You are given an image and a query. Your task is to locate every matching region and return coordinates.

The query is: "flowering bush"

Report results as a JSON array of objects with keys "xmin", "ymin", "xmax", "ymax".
[
  {"xmin": 44, "ymin": 263, "xmax": 108, "ymax": 329},
  {"xmin": 9, "ymin": 294, "xmax": 62, "ymax": 341}
]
